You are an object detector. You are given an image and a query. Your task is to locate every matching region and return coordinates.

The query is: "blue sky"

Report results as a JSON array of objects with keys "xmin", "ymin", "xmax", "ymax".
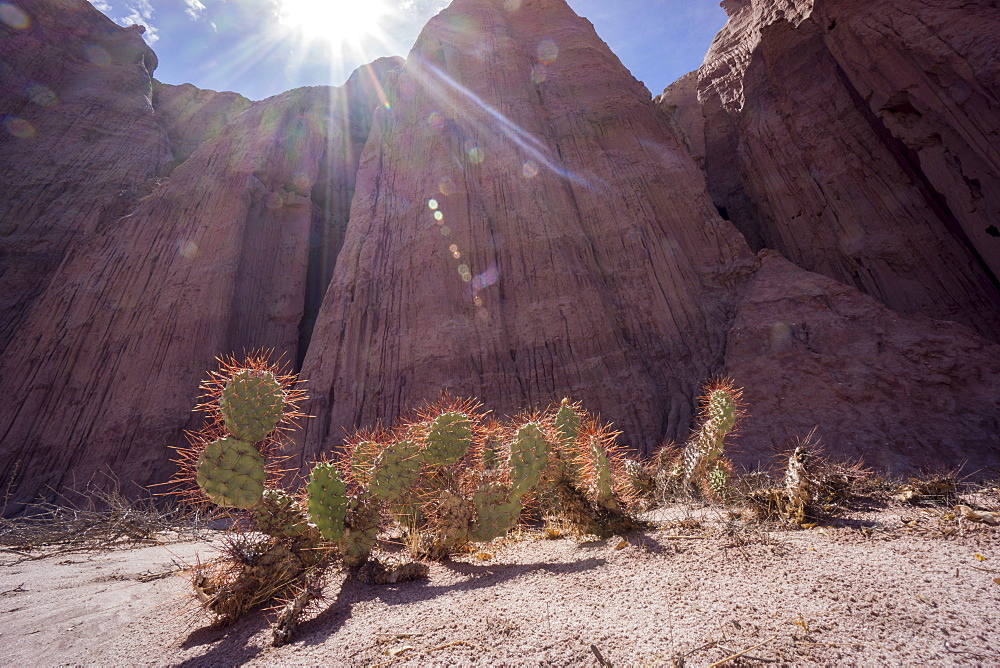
[{"xmin": 87, "ymin": 0, "xmax": 727, "ymax": 101}]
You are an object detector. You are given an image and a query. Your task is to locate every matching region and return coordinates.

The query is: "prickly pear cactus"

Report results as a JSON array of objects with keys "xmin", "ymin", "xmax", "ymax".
[
  {"xmin": 589, "ymin": 439, "xmax": 619, "ymax": 512},
  {"xmin": 706, "ymin": 463, "xmax": 730, "ymax": 499},
  {"xmin": 254, "ymin": 489, "xmax": 313, "ymax": 541},
  {"xmin": 554, "ymin": 399, "xmax": 582, "ymax": 446},
  {"xmin": 306, "ymin": 462, "xmax": 348, "ymax": 542},
  {"xmin": 339, "ymin": 493, "xmax": 381, "ymax": 567},
  {"xmin": 369, "ymin": 441, "xmax": 423, "ymax": 504},
  {"xmin": 423, "ymin": 488, "xmax": 473, "ymax": 559},
  {"xmin": 509, "ymin": 422, "xmax": 550, "ymax": 498},
  {"xmin": 552, "ymin": 400, "xmax": 585, "ymax": 480},
  {"xmin": 195, "ymin": 438, "xmax": 266, "ymax": 509},
  {"xmin": 348, "ymin": 439, "xmax": 382, "ymax": 487},
  {"xmin": 470, "ymin": 483, "xmax": 522, "ymax": 542},
  {"xmin": 219, "ymin": 370, "xmax": 286, "ymax": 442},
  {"xmin": 423, "ymin": 412, "xmax": 473, "ymax": 466},
  {"xmin": 681, "ymin": 382, "xmax": 741, "ymax": 488}
]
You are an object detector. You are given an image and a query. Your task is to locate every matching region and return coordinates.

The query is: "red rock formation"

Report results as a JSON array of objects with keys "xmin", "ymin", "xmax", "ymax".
[
  {"xmin": 294, "ymin": 0, "xmax": 758, "ymax": 468},
  {"xmin": 724, "ymin": 251, "xmax": 1000, "ymax": 475},
  {"xmin": 152, "ymin": 81, "xmax": 252, "ymax": 165},
  {"xmin": 3, "ymin": 0, "xmax": 999, "ymax": 508},
  {"xmin": 0, "ymin": 0, "xmax": 171, "ymax": 352},
  {"xmin": 0, "ymin": 0, "xmax": 402, "ymax": 508},
  {"xmin": 661, "ymin": 0, "xmax": 1000, "ymax": 340}
]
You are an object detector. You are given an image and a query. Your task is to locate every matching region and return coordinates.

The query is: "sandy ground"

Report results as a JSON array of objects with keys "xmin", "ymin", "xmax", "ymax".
[{"xmin": 1, "ymin": 502, "xmax": 998, "ymax": 667}]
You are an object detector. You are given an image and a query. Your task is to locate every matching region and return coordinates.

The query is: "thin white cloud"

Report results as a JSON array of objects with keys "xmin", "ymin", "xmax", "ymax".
[
  {"xmin": 119, "ymin": 0, "xmax": 159, "ymax": 43},
  {"xmin": 91, "ymin": 0, "xmax": 113, "ymax": 12},
  {"xmin": 185, "ymin": 0, "xmax": 206, "ymax": 19},
  {"xmin": 398, "ymin": 0, "xmax": 449, "ymax": 12}
]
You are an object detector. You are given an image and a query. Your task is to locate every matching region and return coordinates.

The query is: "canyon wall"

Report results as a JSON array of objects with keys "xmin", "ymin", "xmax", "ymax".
[
  {"xmin": 293, "ymin": 0, "xmax": 758, "ymax": 468},
  {"xmin": 0, "ymin": 0, "xmax": 401, "ymax": 507},
  {"xmin": 1, "ymin": 0, "xmax": 998, "ymax": 508},
  {"xmin": 658, "ymin": 0, "xmax": 1000, "ymax": 339}
]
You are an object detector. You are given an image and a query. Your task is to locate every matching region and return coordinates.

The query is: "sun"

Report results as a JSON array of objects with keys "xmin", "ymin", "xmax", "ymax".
[{"xmin": 274, "ymin": 0, "xmax": 390, "ymax": 46}]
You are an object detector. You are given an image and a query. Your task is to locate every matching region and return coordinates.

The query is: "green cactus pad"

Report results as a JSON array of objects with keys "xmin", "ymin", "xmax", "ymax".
[
  {"xmin": 470, "ymin": 483, "xmax": 522, "ymax": 542},
  {"xmin": 254, "ymin": 489, "xmax": 312, "ymax": 540},
  {"xmin": 554, "ymin": 400, "xmax": 582, "ymax": 446},
  {"xmin": 509, "ymin": 422, "xmax": 549, "ymax": 498},
  {"xmin": 424, "ymin": 412, "xmax": 473, "ymax": 466},
  {"xmin": 370, "ymin": 441, "xmax": 423, "ymax": 504},
  {"xmin": 219, "ymin": 370, "xmax": 285, "ymax": 442},
  {"xmin": 306, "ymin": 462, "xmax": 348, "ymax": 542},
  {"xmin": 706, "ymin": 389, "xmax": 737, "ymax": 435},
  {"xmin": 195, "ymin": 438, "xmax": 265, "ymax": 509},
  {"xmin": 590, "ymin": 440, "xmax": 616, "ymax": 505},
  {"xmin": 339, "ymin": 493, "xmax": 380, "ymax": 567},
  {"xmin": 707, "ymin": 464, "xmax": 729, "ymax": 497}
]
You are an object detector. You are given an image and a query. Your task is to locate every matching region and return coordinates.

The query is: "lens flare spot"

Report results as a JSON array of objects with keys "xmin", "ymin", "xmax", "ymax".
[
  {"xmin": 428, "ymin": 198, "xmax": 439, "ymax": 210},
  {"xmin": 522, "ymin": 161, "xmax": 539, "ymax": 178},
  {"xmin": 84, "ymin": 44, "xmax": 111, "ymax": 66},
  {"xmin": 537, "ymin": 39, "xmax": 558, "ymax": 64},
  {"xmin": 452, "ymin": 251, "xmax": 461, "ymax": 259},
  {"xmin": 427, "ymin": 111, "xmax": 444, "ymax": 130},
  {"xmin": 440, "ymin": 225, "xmax": 450, "ymax": 236},
  {"xmin": 0, "ymin": 2, "xmax": 31, "ymax": 30},
  {"xmin": 3, "ymin": 116, "xmax": 34, "ymax": 139},
  {"xmin": 466, "ymin": 145, "xmax": 484, "ymax": 165},
  {"xmin": 178, "ymin": 240, "xmax": 198, "ymax": 258},
  {"xmin": 439, "ymin": 177, "xmax": 456, "ymax": 196},
  {"xmin": 449, "ymin": 244, "xmax": 458, "ymax": 253},
  {"xmin": 530, "ymin": 64, "xmax": 548, "ymax": 85},
  {"xmin": 434, "ymin": 211, "xmax": 444, "ymax": 222},
  {"xmin": 473, "ymin": 295, "xmax": 483, "ymax": 306},
  {"xmin": 471, "ymin": 266, "xmax": 499, "ymax": 290},
  {"xmin": 25, "ymin": 83, "xmax": 57, "ymax": 107},
  {"xmin": 458, "ymin": 265, "xmax": 472, "ymax": 282}
]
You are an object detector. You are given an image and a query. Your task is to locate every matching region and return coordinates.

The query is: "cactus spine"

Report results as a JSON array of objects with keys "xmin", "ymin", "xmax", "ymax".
[{"xmin": 679, "ymin": 380, "xmax": 743, "ymax": 492}]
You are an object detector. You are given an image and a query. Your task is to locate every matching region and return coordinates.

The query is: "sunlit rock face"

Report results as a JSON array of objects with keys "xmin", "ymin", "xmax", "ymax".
[
  {"xmin": 0, "ymin": 0, "xmax": 171, "ymax": 353},
  {"xmin": 724, "ymin": 251, "xmax": 1000, "ymax": 474},
  {"xmin": 659, "ymin": 0, "xmax": 1000, "ymax": 341},
  {"xmin": 3, "ymin": 0, "xmax": 999, "ymax": 508},
  {"xmin": 0, "ymin": 0, "xmax": 401, "ymax": 509},
  {"xmin": 294, "ymin": 0, "xmax": 759, "ymax": 467}
]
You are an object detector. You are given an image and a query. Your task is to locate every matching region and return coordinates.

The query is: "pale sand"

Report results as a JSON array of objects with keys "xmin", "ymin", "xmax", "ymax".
[{"xmin": 1, "ymin": 503, "xmax": 998, "ymax": 666}]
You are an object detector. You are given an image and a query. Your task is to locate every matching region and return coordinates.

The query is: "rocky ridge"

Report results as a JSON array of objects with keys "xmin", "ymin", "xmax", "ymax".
[{"xmin": 1, "ymin": 0, "xmax": 998, "ymax": 509}]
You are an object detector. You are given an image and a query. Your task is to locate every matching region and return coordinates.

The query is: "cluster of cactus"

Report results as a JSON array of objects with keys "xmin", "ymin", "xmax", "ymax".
[
  {"xmin": 171, "ymin": 354, "xmax": 343, "ymax": 644},
  {"xmin": 622, "ymin": 379, "xmax": 744, "ymax": 504},
  {"xmin": 171, "ymin": 355, "xmax": 642, "ymax": 644},
  {"xmin": 339, "ymin": 397, "xmax": 641, "ymax": 559}
]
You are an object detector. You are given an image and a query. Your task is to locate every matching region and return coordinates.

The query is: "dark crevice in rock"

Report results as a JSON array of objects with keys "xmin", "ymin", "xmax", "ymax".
[
  {"xmin": 833, "ymin": 60, "xmax": 1000, "ymax": 295},
  {"xmin": 296, "ymin": 155, "xmax": 354, "ymax": 371}
]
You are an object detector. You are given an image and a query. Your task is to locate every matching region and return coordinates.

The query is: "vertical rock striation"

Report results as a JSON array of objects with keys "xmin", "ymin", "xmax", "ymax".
[
  {"xmin": 295, "ymin": 0, "xmax": 758, "ymax": 467},
  {"xmin": 0, "ymin": 0, "xmax": 171, "ymax": 353},
  {"xmin": 660, "ymin": 0, "xmax": 1000, "ymax": 340},
  {"xmin": 0, "ymin": 0, "xmax": 401, "ymax": 507}
]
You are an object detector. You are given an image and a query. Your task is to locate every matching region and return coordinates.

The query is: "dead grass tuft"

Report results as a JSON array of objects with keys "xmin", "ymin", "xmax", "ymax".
[{"xmin": 0, "ymin": 479, "xmax": 214, "ymax": 554}]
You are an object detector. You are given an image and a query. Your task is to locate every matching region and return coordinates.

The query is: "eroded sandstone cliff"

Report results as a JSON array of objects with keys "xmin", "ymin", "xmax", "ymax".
[
  {"xmin": 294, "ymin": 0, "xmax": 759, "ymax": 469},
  {"xmin": 1, "ymin": 0, "xmax": 998, "ymax": 508},
  {"xmin": 658, "ymin": 0, "xmax": 1000, "ymax": 339},
  {"xmin": 0, "ymin": 0, "xmax": 402, "ymax": 507}
]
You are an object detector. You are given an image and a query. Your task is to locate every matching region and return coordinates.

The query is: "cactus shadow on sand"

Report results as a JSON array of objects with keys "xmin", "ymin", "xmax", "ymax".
[{"xmin": 293, "ymin": 554, "xmax": 608, "ymax": 648}]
